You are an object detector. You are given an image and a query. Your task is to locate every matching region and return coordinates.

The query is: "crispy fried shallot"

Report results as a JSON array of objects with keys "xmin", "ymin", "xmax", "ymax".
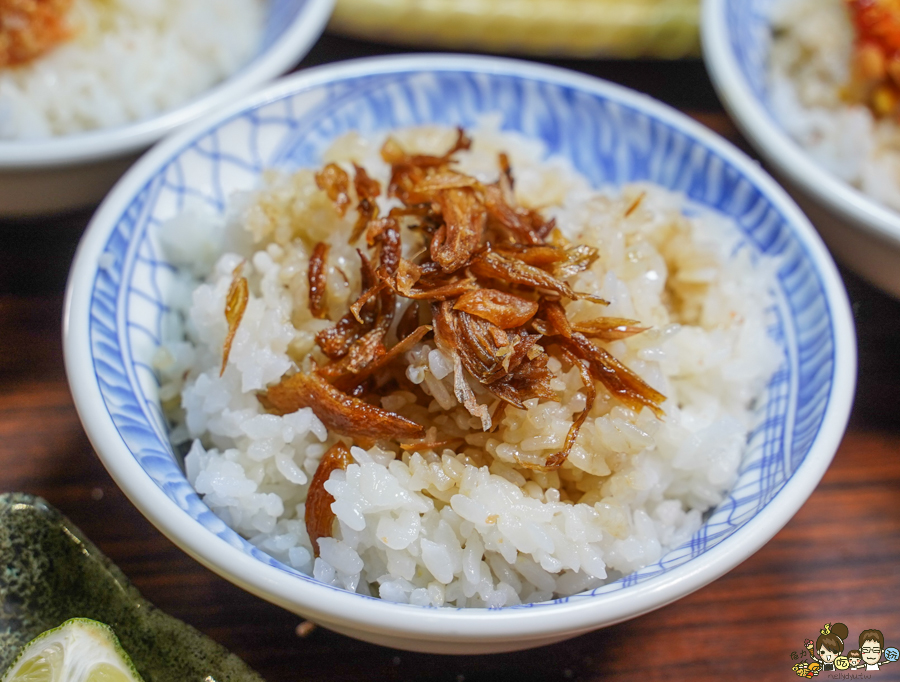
[
  {"xmin": 262, "ymin": 128, "xmax": 665, "ymax": 461},
  {"xmin": 307, "ymin": 242, "xmax": 330, "ymax": 319},
  {"xmin": 315, "ymin": 311, "xmax": 371, "ymax": 360},
  {"xmin": 563, "ymin": 332, "xmax": 665, "ymax": 418},
  {"xmin": 494, "ymin": 243, "xmax": 566, "ymax": 267},
  {"xmin": 354, "ymin": 163, "xmax": 381, "ymax": 201},
  {"xmin": 381, "ymin": 127, "xmax": 471, "ymax": 168},
  {"xmin": 396, "ymin": 301, "xmax": 421, "ymax": 341},
  {"xmin": 450, "ymin": 349, "xmax": 492, "ymax": 431},
  {"xmin": 400, "ymin": 437, "xmax": 465, "ymax": 452},
  {"xmin": 432, "ymin": 299, "xmax": 550, "ymax": 413},
  {"xmin": 431, "ymin": 187, "xmax": 486, "ymax": 272},
  {"xmin": 433, "ymin": 301, "xmax": 527, "ymax": 385},
  {"xmin": 531, "ymin": 299, "xmax": 572, "ymax": 338},
  {"xmin": 317, "ymin": 328, "xmax": 387, "ymax": 382},
  {"xmin": 470, "ymin": 249, "xmax": 607, "ymax": 305},
  {"xmin": 221, "ymin": 262, "xmax": 249, "ymax": 376},
  {"xmin": 322, "ymin": 325, "xmax": 432, "ymax": 395},
  {"xmin": 349, "ymin": 163, "xmax": 381, "ymax": 244},
  {"xmin": 470, "ymin": 249, "xmax": 578, "ymax": 298},
  {"xmin": 391, "ymin": 258, "xmax": 421, "ymax": 296},
  {"xmin": 315, "ymin": 163, "xmax": 351, "ymax": 216},
  {"xmin": 453, "ymin": 289, "xmax": 539, "ymax": 329},
  {"xmin": 486, "ymin": 351, "xmax": 555, "ymax": 409},
  {"xmin": 305, "ymin": 441, "xmax": 354, "ymax": 555},
  {"xmin": 349, "ymin": 281, "xmax": 387, "ymax": 324},
  {"xmin": 366, "ymin": 217, "xmax": 401, "ymax": 274},
  {"xmin": 261, "ymin": 371, "xmax": 424, "ymax": 440},
  {"xmin": 385, "ymin": 270, "xmax": 477, "ymax": 301},
  {"xmin": 484, "ymin": 183, "xmax": 552, "ymax": 246},
  {"xmin": 570, "ymin": 317, "xmax": 649, "ymax": 341},
  {"xmin": 553, "ymin": 245, "xmax": 600, "ymax": 280},
  {"xmin": 413, "ymin": 169, "xmax": 481, "ymax": 194},
  {"xmin": 316, "ymin": 251, "xmax": 382, "ymax": 358},
  {"xmin": 623, "ymin": 191, "xmax": 647, "ymax": 218}
]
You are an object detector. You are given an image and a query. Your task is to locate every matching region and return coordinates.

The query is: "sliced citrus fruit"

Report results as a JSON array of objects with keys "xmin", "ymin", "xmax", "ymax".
[{"xmin": 1, "ymin": 618, "xmax": 144, "ymax": 682}]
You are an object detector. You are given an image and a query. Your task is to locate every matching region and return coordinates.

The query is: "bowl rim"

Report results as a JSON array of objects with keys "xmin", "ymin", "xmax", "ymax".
[
  {"xmin": 700, "ymin": 0, "xmax": 900, "ymax": 249},
  {"xmin": 63, "ymin": 53, "xmax": 857, "ymax": 645},
  {"xmin": 0, "ymin": 0, "xmax": 335, "ymax": 170}
]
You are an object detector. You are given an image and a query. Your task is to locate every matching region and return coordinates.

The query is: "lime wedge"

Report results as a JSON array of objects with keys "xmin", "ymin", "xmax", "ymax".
[{"xmin": 1, "ymin": 618, "xmax": 144, "ymax": 682}]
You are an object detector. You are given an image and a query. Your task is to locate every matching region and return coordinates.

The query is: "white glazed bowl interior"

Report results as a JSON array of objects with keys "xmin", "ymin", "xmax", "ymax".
[
  {"xmin": 0, "ymin": 0, "xmax": 334, "ymax": 215},
  {"xmin": 63, "ymin": 55, "xmax": 856, "ymax": 654},
  {"xmin": 701, "ymin": 0, "xmax": 900, "ymax": 295}
]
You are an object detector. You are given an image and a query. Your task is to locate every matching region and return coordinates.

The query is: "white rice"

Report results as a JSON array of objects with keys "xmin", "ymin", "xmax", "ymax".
[
  {"xmin": 155, "ymin": 122, "xmax": 781, "ymax": 607},
  {"xmin": 0, "ymin": 0, "xmax": 264, "ymax": 139},
  {"xmin": 768, "ymin": 0, "xmax": 900, "ymax": 211}
]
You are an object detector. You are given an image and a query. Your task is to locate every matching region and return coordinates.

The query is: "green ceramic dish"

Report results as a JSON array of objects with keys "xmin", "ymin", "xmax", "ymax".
[{"xmin": 0, "ymin": 492, "xmax": 266, "ymax": 682}]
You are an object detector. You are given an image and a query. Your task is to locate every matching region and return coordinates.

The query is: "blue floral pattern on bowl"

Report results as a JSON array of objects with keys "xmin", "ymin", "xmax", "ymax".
[
  {"xmin": 723, "ymin": 0, "xmax": 777, "ymax": 104},
  {"xmin": 87, "ymin": 63, "xmax": 836, "ymax": 607}
]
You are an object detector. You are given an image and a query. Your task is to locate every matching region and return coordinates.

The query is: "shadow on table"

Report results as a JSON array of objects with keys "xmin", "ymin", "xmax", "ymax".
[{"xmin": 841, "ymin": 267, "xmax": 900, "ymax": 430}]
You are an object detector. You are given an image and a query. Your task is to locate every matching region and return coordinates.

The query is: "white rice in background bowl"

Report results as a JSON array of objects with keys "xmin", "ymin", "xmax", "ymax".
[
  {"xmin": 153, "ymin": 122, "xmax": 782, "ymax": 609},
  {"xmin": 0, "ymin": 0, "xmax": 264, "ymax": 139},
  {"xmin": 768, "ymin": 0, "xmax": 900, "ymax": 212}
]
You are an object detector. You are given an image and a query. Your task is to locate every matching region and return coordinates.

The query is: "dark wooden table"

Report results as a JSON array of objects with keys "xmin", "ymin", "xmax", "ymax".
[{"xmin": 3, "ymin": 33, "xmax": 900, "ymax": 682}]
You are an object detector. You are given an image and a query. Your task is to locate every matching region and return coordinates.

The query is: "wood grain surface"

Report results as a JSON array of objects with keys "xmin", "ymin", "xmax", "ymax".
[{"xmin": 1, "ymin": 34, "xmax": 898, "ymax": 682}]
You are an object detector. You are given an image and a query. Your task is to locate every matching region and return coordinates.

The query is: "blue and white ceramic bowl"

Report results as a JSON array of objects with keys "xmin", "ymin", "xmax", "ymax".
[
  {"xmin": 63, "ymin": 55, "xmax": 856, "ymax": 654},
  {"xmin": 702, "ymin": 0, "xmax": 900, "ymax": 297},
  {"xmin": 0, "ymin": 0, "xmax": 334, "ymax": 216}
]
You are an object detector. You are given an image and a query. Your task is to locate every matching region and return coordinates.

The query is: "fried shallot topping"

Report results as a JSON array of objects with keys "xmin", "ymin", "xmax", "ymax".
[
  {"xmin": 470, "ymin": 249, "xmax": 608, "ymax": 305},
  {"xmin": 453, "ymin": 288, "xmax": 539, "ymax": 329},
  {"xmin": 307, "ymin": 242, "xmax": 330, "ymax": 319},
  {"xmin": 315, "ymin": 163, "xmax": 351, "ymax": 216},
  {"xmin": 261, "ymin": 370, "xmax": 425, "ymax": 440},
  {"xmin": 257, "ymin": 130, "xmax": 666, "ymax": 467},
  {"xmin": 0, "ymin": 0, "xmax": 73, "ymax": 67},
  {"xmin": 562, "ymin": 333, "xmax": 666, "ymax": 419},
  {"xmin": 349, "ymin": 163, "xmax": 382, "ymax": 243},
  {"xmin": 305, "ymin": 441, "xmax": 354, "ymax": 555},
  {"xmin": 570, "ymin": 317, "xmax": 649, "ymax": 341},
  {"xmin": 221, "ymin": 262, "xmax": 248, "ymax": 376}
]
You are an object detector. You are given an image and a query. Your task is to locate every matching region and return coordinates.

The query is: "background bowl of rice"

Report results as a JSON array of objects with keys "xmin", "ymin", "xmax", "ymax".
[
  {"xmin": 63, "ymin": 55, "xmax": 856, "ymax": 654},
  {"xmin": 702, "ymin": 0, "xmax": 900, "ymax": 298},
  {"xmin": 0, "ymin": 0, "xmax": 334, "ymax": 217}
]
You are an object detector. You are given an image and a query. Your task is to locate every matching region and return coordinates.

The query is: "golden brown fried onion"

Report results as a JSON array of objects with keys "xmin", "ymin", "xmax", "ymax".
[
  {"xmin": 305, "ymin": 441, "xmax": 354, "ymax": 555},
  {"xmin": 259, "ymin": 130, "xmax": 665, "ymax": 466},
  {"xmin": 307, "ymin": 242, "xmax": 330, "ymax": 320},
  {"xmin": 453, "ymin": 289, "xmax": 539, "ymax": 329},
  {"xmin": 315, "ymin": 163, "xmax": 351, "ymax": 217},
  {"xmin": 261, "ymin": 371, "xmax": 425, "ymax": 440},
  {"xmin": 221, "ymin": 262, "xmax": 249, "ymax": 376}
]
